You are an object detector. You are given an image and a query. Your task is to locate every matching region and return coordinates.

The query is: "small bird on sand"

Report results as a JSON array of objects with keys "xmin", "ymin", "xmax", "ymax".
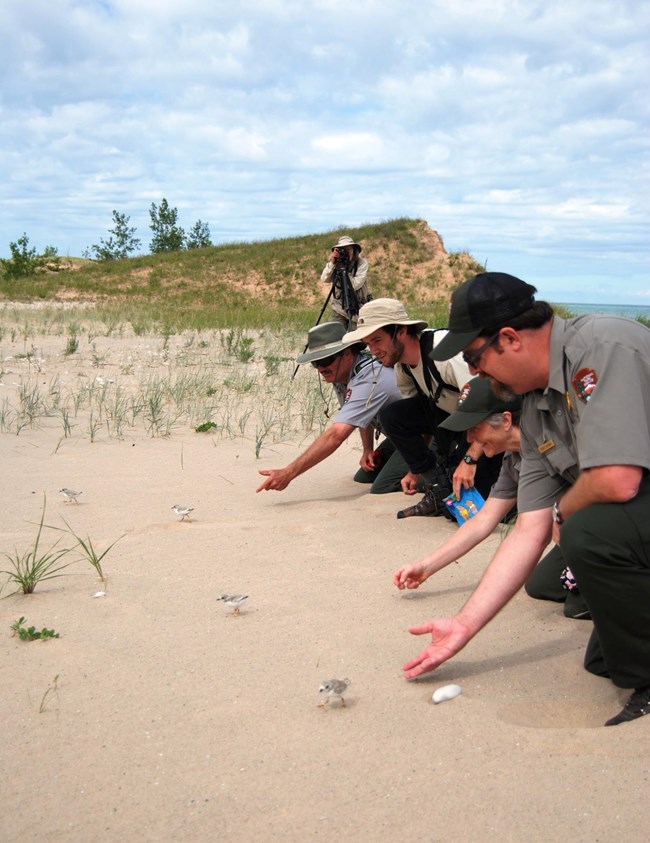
[
  {"xmin": 171, "ymin": 504, "xmax": 194, "ymax": 522},
  {"xmin": 216, "ymin": 594, "xmax": 248, "ymax": 616},
  {"xmin": 318, "ymin": 678, "xmax": 351, "ymax": 708},
  {"xmin": 60, "ymin": 488, "xmax": 82, "ymax": 504}
]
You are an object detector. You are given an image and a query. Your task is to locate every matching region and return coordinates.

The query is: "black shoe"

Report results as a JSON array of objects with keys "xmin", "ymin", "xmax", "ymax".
[
  {"xmin": 397, "ymin": 485, "xmax": 449, "ymax": 519},
  {"xmin": 563, "ymin": 591, "xmax": 591, "ymax": 620},
  {"xmin": 604, "ymin": 684, "xmax": 650, "ymax": 726}
]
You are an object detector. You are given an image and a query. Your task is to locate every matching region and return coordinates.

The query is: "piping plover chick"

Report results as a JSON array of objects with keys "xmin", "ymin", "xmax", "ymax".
[
  {"xmin": 60, "ymin": 488, "xmax": 82, "ymax": 504},
  {"xmin": 318, "ymin": 678, "xmax": 351, "ymax": 708},
  {"xmin": 217, "ymin": 594, "xmax": 248, "ymax": 616},
  {"xmin": 171, "ymin": 504, "xmax": 194, "ymax": 522}
]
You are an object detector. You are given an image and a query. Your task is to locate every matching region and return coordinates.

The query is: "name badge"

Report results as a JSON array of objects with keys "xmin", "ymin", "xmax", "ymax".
[{"xmin": 538, "ymin": 439, "xmax": 555, "ymax": 454}]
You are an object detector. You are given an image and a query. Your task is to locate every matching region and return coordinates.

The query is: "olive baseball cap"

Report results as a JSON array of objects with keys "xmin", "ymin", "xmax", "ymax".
[
  {"xmin": 438, "ymin": 377, "xmax": 522, "ymax": 431},
  {"xmin": 431, "ymin": 272, "xmax": 537, "ymax": 361}
]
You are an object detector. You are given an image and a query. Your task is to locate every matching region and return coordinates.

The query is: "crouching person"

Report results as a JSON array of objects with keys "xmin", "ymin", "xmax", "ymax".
[{"xmin": 256, "ymin": 322, "xmax": 408, "ymax": 494}]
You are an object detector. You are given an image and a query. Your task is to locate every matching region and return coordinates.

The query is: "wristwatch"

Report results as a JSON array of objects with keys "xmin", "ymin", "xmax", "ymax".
[
  {"xmin": 552, "ymin": 500, "xmax": 564, "ymax": 525},
  {"xmin": 462, "ymin": 454, "xmax": 478, "ymax": 465}
]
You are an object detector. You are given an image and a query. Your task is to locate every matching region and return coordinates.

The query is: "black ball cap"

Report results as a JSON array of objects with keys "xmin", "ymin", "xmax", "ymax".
[{"xmin": 431, "ymin": 273, "xmax": 537, "ymax": 361}]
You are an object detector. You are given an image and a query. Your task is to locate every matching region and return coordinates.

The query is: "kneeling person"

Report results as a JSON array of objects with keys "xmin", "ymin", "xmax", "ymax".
[
  {"xmin": 256, "ymin": 322, "xmax": 405, "ymax": 493},
  {"xmin": 344, "ymin": 298, "xmax": 502, "ymax": 515},
  {"xmin": 393, "ymin": 377, "xmax": 588, "ymax": 619}
]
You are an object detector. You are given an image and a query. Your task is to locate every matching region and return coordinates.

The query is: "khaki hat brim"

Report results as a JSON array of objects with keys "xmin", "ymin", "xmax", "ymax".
[{"xmin": 343, "ymin": 318, "xmax": 428, "ymax": 344}]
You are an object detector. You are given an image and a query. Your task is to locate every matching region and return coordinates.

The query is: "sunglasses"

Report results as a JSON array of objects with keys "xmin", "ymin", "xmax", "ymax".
[
  {"xmin": 311, "ymin": 353, "xmax": 340, "ymax": 369},
  {"xmin": 462, "ymin": 330, "xmax": 501, "ymax": 369}
]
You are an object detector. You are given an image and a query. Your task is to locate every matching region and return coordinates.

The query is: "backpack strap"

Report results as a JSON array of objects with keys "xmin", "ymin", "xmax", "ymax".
[{"xmin": 403, "ymin": 330, "xmax": 460, "ymax": 403}]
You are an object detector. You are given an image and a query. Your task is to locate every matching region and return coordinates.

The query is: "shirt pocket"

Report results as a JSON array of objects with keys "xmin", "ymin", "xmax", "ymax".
[{"xmin": 538, "ymin": 437, "xmax": 579, "ymax": 483}]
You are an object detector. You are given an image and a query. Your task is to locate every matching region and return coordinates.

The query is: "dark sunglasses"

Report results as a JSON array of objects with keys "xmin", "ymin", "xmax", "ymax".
[
  {"xmin": 311, "ymin": 352, "xmax": 340, "ymax": 369},
  {"xmin": 462, "ymin": 330, "xmax": 501, "ymax": 369}
]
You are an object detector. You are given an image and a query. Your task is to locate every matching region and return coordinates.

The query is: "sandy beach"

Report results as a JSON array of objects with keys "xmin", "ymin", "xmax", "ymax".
[{"xmin": 0, "ymin": 328, "xmax": 648, "ymax": 842}]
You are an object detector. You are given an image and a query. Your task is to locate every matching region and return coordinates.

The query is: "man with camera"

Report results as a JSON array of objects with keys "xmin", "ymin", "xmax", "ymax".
[{"xmin": 320, "ymin": 235, "xmax": 370, "ymax": 326}]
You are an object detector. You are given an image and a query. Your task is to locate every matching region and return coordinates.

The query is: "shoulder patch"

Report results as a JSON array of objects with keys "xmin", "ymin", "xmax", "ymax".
[
  {"xmin": 344, "ymin": 388, "xmax": 352, "ymax": 404},
  {"xmin": 572, "ymin": 368, "xmax": 598, "ymax": 403}
]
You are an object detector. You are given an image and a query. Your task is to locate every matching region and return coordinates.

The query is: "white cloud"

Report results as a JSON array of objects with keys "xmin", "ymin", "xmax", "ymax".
[{"xmin": 0, "ymin": 0, "xmax": 648, "ymax": 302}]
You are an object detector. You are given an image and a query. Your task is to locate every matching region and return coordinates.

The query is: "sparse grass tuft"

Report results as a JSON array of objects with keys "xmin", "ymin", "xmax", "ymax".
[
  {"xmin": 0, "ymin": 497, "xmax": 74, "ymax": 596},
  {"xmin": 61, "ymin": 520, "xmax": 124, "ymax": 586}
]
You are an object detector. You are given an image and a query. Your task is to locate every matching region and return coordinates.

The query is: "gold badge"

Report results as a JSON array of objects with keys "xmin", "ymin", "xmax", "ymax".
[{"xmin": 538, "ymin": 439, "xmax": 555, "ymax": 454}]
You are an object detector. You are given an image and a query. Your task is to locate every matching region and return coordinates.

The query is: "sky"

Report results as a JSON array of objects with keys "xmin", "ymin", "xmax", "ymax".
[{"xmin": 1, "ymin": 0, "xmax": 648, "ymax": 305}]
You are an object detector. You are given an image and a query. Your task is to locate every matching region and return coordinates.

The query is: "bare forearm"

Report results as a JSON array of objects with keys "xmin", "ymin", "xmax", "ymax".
[
  {"xmin": 283, "ymin": 423, "xmax": 352, "ymax": 479},
  {"xmin": 559, "ymin": 465, "xmax": 642, "ymax": 519},
  {"xmin": 458, "ymin": 510, "xmax": 552, "ymax": 636},
  {"xmin": 466, "ymin": 441, "xmax": 483, "ymax": 461},
  {"xmin": 418, "ymin": 498, "xmax": 513, "ymax": 577},
  {"xmin": 359, "ymin": 426, "xmax": 374, "ymax": 453}
]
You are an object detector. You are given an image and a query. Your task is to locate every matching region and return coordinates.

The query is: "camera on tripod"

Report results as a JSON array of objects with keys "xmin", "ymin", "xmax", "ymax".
[{"xmin": 333, "ymin": 247, "xmax": 350, "ymax": 267}]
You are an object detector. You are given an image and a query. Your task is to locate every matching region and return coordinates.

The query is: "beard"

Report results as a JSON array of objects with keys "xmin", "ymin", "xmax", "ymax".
[
  {"xmin": 489, "ymin": 379, "xmax": 519, "ymax": 402},
  {"xmin": 383, "ymin": 337, "xmax": 405, "ymax": 368}
]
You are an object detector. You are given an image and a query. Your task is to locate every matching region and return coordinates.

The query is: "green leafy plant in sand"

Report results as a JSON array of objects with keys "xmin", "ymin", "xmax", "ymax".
[
  {"xmin": 11, "ymin": 616, "xmax": 60, "ymax": 641},
  {"xmin": 195, "ymin": 421, "xmax": 218, "ymax": 433}
]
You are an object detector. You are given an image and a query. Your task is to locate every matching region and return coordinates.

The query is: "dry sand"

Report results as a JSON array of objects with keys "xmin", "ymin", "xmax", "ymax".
[{"xmin": 0, "ymin": 332, "xmax": 648, "ymax": 842}]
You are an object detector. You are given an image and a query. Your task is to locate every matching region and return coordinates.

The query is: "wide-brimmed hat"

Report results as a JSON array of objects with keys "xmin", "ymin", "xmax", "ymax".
[
  {"xmin": 431, "ymin": 272, "xmax": 537, "ymax": 361},
  {"xmin": 342, "ymin": 298, "xmax": 428, "ymax": 344},
  {"xmin": 295, "ymin": 321, "xmax": 359, "ymax": 365},
  {"xmin": 332, "ymin": 235, "xmax": 362, "ymax": 251},
  {"xmin": 438, "ymin": 377, "xmax": 522, "ymax": 431}
]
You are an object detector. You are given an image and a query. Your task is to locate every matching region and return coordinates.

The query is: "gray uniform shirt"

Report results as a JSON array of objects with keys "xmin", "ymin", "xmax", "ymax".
[
  {"xmin": 517, "ymin": 315, "xmax": 650, "ymax": 512},
  {"xmin": 332, "ymin": 353, "xmax": 402, "ymax": 431},
  {"xmin": 490, "ymin": 451, "xmax": 521, "ymax": 500}
]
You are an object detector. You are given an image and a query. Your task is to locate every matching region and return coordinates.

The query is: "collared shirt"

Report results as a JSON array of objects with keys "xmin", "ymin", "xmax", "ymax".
[
  {"xmin": 517, "ymin": 314, "xmax": 650, "ymax": 512},
  {"xmin": 394, "ymin": 330, "xmax": 472, "ymax": 414},
  {"xmin": 332, "ymin": 352, "xmax": 402, "ymax": 430},
  {"xmin": 490, "ymin": 451, "xmax": 521, "ymax": 500}
]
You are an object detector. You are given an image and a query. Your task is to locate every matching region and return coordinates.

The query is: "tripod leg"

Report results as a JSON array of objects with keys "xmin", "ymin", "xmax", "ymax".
[{"xmin": 291, "ymin": 284, "xmax": 336, "ymax": 380}]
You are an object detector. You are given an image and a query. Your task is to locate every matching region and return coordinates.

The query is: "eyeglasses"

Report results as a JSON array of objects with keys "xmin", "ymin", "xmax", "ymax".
[
  {"xmin": 311, "ymin": 353, "xmax": 340, "ymax": 369},
  {"xmin": 462, "ymin": 330, "xmax": 501, "ymax": 369}
]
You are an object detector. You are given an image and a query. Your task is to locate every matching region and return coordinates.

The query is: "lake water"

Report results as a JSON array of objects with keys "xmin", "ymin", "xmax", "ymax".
[{"xmin": 554, "ymin": 302, "xmax": 650, "ymax": 320}]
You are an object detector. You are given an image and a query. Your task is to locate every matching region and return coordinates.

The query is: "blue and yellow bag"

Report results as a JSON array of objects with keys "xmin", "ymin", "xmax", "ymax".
[{"xmin": 444, "ymin": 487, "xmax": 485, "ymax": 525}]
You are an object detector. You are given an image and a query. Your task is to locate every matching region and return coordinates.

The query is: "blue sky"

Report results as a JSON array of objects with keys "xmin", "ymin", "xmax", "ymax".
[{"xmin": 1, "ymin": 0, "xmax": 648, "ymax": 304}]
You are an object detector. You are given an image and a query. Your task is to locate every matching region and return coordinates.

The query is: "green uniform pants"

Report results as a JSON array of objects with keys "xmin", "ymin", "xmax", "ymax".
[
  {"xmin": 525, "ymin": 544, "xmax": 591, "ymax": 621},
  {"xmin": 560, "ymin": 477, "xmax": 650, "ymax": 689},
  {"xmin": 352, "ymin": 439, "xmax": 410, "ymax": 494}
]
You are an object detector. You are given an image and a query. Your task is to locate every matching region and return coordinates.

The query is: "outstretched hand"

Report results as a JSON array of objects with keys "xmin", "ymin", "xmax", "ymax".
[
  {"xmin": 393, "ymin": 562, "xmax": 430, "ymax": 590},
  {"xmin": 402, "ymin": 616, "xmax": 473, "ymax": 679},
  {"xmin": 256, "ymin": 467, "xmax": 293, "ymax": 492}
]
